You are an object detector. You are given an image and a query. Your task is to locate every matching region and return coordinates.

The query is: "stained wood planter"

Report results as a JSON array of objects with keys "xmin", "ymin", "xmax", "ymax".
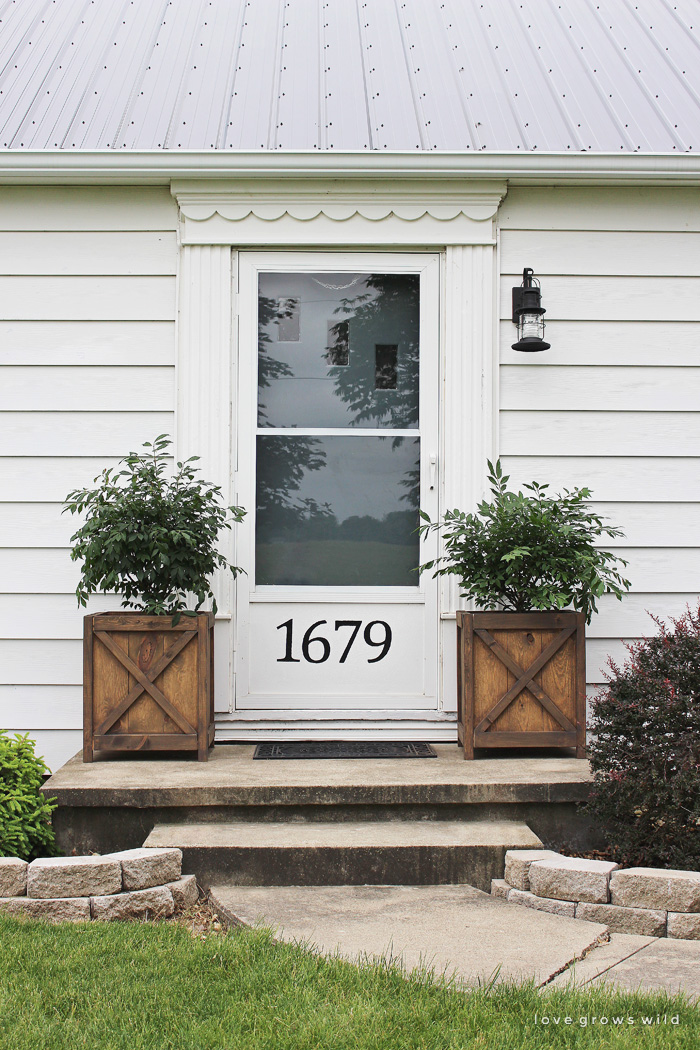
[
  {"xmin": 83, "ymin": 611, "xmax": 215, "ymax": 762},
  {"xmin": 456, "ymin": 611, "xmax": 586, "ymax": 760}
]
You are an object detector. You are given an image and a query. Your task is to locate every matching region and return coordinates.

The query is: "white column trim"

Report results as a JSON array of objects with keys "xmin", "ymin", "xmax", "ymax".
[
  {"xmin": 441, "ymin": 244, "xmax": 498, "ymax": 616},
  {"xmin": 176, "ymin": 243, "xmax": 235, "ymax": 616}
]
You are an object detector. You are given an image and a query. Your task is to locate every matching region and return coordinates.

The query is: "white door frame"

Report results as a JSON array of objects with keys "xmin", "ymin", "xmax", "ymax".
[
  {"xmin": 233, "ymin": 251, "xmax": 440, "ymax": 732},
  {"xmin": 172, "ymin": 179, "xmax": 502, "ymax": 737}
]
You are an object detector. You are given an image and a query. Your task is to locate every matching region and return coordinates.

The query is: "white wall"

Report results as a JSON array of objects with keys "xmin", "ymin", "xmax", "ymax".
[
  {"xmin": 3, "ymin": 180, "xmax": 698, "ymax": 768},
  {"xmin": 0, "ymin": 186, "xmax": 178, "ymax": 770},
  {"xmin": 499, "ymin": 186, "xmax": 700, "ymax": 713}
]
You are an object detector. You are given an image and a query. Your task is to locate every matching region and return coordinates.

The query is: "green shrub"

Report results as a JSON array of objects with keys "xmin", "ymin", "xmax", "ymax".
[
  {"xmin": 0, "ymin": 731, "xmax": 57, "ymax": 861},
  {"xmin": 419, "ymin": 460, "xmax": 630, "ymax": 624},
  {"xmin": 587, "ymin": 604, "xmax": 700, "ymax": 869},
  {"xmin": 64, "ymin": 434, "xmax": 245, "ymax": 619}
]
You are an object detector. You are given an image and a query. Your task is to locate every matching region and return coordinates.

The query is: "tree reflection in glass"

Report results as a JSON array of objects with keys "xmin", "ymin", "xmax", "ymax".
[{"xmin": 255, "ymin": 274, "xmax": 421, "ymax": 587}]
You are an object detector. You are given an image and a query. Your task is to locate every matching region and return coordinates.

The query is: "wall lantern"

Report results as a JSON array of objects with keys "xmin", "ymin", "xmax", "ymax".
[{"xmin": 511, "ymin": 267, "xmax": 550, "ymax": 352}]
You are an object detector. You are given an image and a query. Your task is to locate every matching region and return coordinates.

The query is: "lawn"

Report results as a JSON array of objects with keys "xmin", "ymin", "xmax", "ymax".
[{"xmin": 0, "ymin": 915, "xmax": 697, "ymax": 1049}]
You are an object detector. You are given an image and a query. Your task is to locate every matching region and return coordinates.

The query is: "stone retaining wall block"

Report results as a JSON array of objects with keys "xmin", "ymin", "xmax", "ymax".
[
  {"xmin": 166, "ymin": 875, "xmax": 198, "ymax": 912},
  {"xmin": 507, "ymin": 888, "xmax": 576, "ymax": 917},
  {"xmin": 27, "ymin": 856, "xmax": 122, "ymax": 899},
  {"xmin": 0, "ymin": 896, "xmax": 91, "ymax": 922},
  {"xmin": 610, "ymin": 868, "xmax": 700, "ymax": 913},
  {"xmin": 106, "ymin": 847, "xmax": 183, "ymax": 891},
  {"xmin": 529, "ymin": 857, "xmax": 619, "ymax": 904},
  {"xmin": 504, "ymin": 849, "xmax": 562, "ymax": 892},
  {"xmin": 575, "ymin": 902, "xmax": 666, "ymax": 937},
  {"xmin": 90, "ymin": 886, "xmax": 175, "ymax": 922},
  {"xmin": 667, "ymin": 913, "xmax": 700, "ymax": 940},
  {"xmin": 0, "ymin": 858, "xmax": 27, "ymax": 897}
]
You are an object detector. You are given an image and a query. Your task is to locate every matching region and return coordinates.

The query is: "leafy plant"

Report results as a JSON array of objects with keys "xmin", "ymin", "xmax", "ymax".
[
  {"xmin": 64, "ymin": 435, "xmax": 245, "ymax": 618},
  {"xmin": 419, "ymin": 460, "xmax": 630, "ymax": 624},
  {"xmin": 0, "ymin": 731, "xmax": 56, "ymax": 861},
  {"xmin": 586, "ymin": 605, "xmax": 700, "ymax": 869}
]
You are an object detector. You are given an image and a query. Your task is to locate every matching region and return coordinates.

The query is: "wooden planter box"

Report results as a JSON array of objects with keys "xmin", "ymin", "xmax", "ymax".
[
  {"xmin": 83, "ymin": 611, "xmax": 215, "ymax": 762},
  {"xmin": 456, "ymin": 611, "xmax": 586, "ymax": 760}
]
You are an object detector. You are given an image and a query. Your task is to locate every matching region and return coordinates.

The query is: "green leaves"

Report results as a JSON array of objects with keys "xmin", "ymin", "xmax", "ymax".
[
  {"xmin": 419, "ymin": 459, "xmax": 631, "ymax": 624},
  {"xmin": 0, "ymin": 732, "xmax": 56, "ymax": 861},
  {"xmin": 63, "ymin": 435, "xmax": 246, "ymax": 616}
]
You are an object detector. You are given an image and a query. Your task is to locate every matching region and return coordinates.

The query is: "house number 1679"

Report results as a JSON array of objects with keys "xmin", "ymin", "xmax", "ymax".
[{"xmin": 276, "ymin": 619, "xmax": 393, "ymax": 664}]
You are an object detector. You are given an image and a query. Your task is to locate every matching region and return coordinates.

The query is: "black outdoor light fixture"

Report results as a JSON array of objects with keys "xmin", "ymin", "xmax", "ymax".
[{"xmin": 511, "ymin": 267, "xmax": 551, "ymax": 352}]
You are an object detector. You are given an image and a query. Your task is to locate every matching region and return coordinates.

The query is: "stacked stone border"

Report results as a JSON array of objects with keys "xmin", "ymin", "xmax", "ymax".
[
  {"xmin": 491, "ymin": 849, "xmax": 700, "ymax": 940},
  {"xmin": 0, "ymin": 848, "xmax": 198, "ymax": 922}
]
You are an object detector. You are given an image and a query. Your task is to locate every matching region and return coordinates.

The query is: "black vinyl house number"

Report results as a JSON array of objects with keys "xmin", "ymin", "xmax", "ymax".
[{"xmin": 277, "ymin": 619, "xmax": 393, "ymax": 664}]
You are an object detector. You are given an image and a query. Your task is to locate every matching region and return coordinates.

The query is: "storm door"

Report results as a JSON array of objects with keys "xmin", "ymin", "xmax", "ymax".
[{"xmin": 234, "ymin": 252, "xmax": 439, "ymax": 727}]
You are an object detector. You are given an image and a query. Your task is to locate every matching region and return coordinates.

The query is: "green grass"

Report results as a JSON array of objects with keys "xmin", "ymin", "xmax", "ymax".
[{"xmin": 0, "ymin": 915, "xmax": 697, "ymax": 1050}]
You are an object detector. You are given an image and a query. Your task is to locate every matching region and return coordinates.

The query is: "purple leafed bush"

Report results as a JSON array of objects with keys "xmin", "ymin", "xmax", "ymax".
[{"xmin": 586, "ymin": 604, "xmax": 700, "ymax": 870}]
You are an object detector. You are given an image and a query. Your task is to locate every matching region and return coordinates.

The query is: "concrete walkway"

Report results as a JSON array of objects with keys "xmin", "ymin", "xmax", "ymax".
[{"xmin": 208, "ymin": 883, "xmax": 700, "ymax": 999}]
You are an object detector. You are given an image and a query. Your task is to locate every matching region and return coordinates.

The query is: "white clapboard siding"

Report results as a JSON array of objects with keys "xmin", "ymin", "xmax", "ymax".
[
  {"xmin": 602, "ymin": 548, "xmax": 700, "ymax": 593},
  {"xmin": 500, "ymin": 320, "xmax": 700, "ymax": 367},
  {"xmin": 0, "ymin": 640, "xmax": 82, "ymax": 684},
  {"xmin": 0, "ymin": 412, "xmax": 173, "ymax": 456},
  {"xmin": 501, "ymin": 366, "xmax": 700, "ymax": 412},
  {"xmin": 500, "ymin": 412, "xmax": 700, "ymax": 457},
  {"xmin": 0, "ymin": 686, "xmax": 82, "ymax": 728},
  {"xmin": 0, "ymin": 186, "xmax": 178, "ymax": 231},
  {"xmin": 499, "ymin": 276, "xmax": 700, "ymax": 323},
  {"xmin": 1, "ymin": 729, "xmax": 83, "ymax": 771},
  {"xmin": 500, "ymin": 230, "xmax": 700, "ymax": 277},
  {"xmin": 586, "ymin": 639, "xmax": 636, "ymax": 684},
  {"xmin": 0, "ymin": 232, "xmax": 178, "ymax": 275},
  {"xmin": 587, "ymin": 593, "xmax": 699, "ymax": 639},
  {"xmin": 0, "ymin": 320, "xmax": 175, "ymax": 366},
  {"xmin": 587, "ymin": 504, "xmax": 700, "ymax": 548},
  {"xmin": 0, "ymin": 457, "xmax": 173, "ymax": 501},
  {"xmin": 500, "ymin": 457, "xmax": 700, "ymax": 502},
  {"xmin": 0, "ymin": 504, "xmax": 80, "ymax": 547},
  {"xmin": 0, "ymin": 550, "xmax": 81, "ymax": 594},
  {"xmin": 0, "ymin": 276, "xmax": 175, "ymax": 321},
  {"xmin": 0, "ymin": 366, "xmax": 174, "ymax": 411},
  {"xmin": 499, "ymin": 186, "xmax": 700, "ymax": 232},
  {"xmin": 0, "ymin": 594, "xmax": 118, "ymax": 638}
]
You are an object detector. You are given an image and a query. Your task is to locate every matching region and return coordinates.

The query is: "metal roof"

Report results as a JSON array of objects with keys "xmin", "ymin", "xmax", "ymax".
[{"xmin": 1, "ymin": 0, "xmax": 699, "ymax": 152}]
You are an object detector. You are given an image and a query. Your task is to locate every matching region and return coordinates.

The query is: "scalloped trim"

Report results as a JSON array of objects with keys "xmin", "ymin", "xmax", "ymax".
[{"xmin": 178, "ymin": 202, "xmax": 499, "ymax": 222}]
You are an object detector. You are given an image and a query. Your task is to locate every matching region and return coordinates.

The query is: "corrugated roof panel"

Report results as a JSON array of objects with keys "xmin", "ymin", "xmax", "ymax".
[
  {"xmin": 321, "ymin": 0, "xmax": 371, "ymax": 150},
  {"xmin": 0, "ymin": 0, "xmax": 699, "ymax": 151},
  {"xmin": 147, "ymin": 0, "xmax": 244, "ymax": 150},
  {"xmin": 602, "ymin": 0, "xmax": 700, "ymax": 150},
  {"xmin": 393, "ymin": 0, "xmax": 473, "ymax": 151},
  {"xmin": 357, "ymin": 0, "xmax": 425, "ymax": 149},
  {"xmin": 442, "ymin": 0, "xmax": 531, "ymax": 150},
  {"xmin": 122, "ymin": 0, "xmax": 208, "ymax": 149},
  {"xmin": 59, "ymin": 0, "xmax": 167, "ymax": 150},
  {"xmin": 223, "ymin": 0, "xmax": 285, "ymax": 149},
  {"xmin": 275, "ymin": 0, "xmax": 321, "ymax": 150}
]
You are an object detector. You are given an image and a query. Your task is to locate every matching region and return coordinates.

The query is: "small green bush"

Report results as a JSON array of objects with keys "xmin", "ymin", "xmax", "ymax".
[
  {"xmin": 587, "ymin": 604, "xmax": 700, "ymax": 869},
  {"xmin": 64, "ymin": 434, "xmax": 245, "ymax": 619},
  {"xmin": 0, "ymin": 731, "xmax": 56, "ymax": 861},
  {"xmin": 419, "ymin": 459, "xmax": 630, "ymax": 624}
]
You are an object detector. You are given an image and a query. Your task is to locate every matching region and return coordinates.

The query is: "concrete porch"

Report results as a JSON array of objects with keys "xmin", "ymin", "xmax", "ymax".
[{"xmin": 43, "ymin": 746, "xmax": 600, "ymax": 891}]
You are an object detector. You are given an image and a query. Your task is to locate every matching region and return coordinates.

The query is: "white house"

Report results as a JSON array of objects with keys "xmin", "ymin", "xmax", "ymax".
[{"xmin": 1, "ymin": 0, "xmax": 699, "ymax": 770}]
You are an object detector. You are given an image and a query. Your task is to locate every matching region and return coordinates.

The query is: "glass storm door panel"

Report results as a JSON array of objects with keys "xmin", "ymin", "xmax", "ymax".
[{"xmin": 235, "ymin": 253, "xmax": 439, "ymax": 717}]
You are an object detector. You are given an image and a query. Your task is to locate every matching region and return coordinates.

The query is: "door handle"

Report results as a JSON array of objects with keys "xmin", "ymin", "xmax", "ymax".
[{"xmin": 429, "ymin": 453, "xmax": 437, "ymax": 491}]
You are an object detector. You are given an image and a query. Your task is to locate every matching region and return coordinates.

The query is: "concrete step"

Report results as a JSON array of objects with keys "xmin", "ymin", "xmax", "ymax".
[{"xmin": 144, "ymin": 819, "xmax": 542, "ymax": 891}]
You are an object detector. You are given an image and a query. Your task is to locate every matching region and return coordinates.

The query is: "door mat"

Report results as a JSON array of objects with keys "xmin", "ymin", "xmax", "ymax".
[{"xmin": 253, "ymin": 741, "xmax": 438, "ymax": 760}]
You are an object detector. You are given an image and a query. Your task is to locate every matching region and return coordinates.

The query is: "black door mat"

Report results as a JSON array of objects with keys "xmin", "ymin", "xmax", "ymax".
[{"xmin": 253, "ymin": 741, "xmax": 438, "ymax": 760}]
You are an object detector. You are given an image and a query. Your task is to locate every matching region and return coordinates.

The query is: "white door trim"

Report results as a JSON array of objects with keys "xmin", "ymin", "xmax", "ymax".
[{"xmin": 174, "ymin": 188, "xmax": 500, "ymax": 730}]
